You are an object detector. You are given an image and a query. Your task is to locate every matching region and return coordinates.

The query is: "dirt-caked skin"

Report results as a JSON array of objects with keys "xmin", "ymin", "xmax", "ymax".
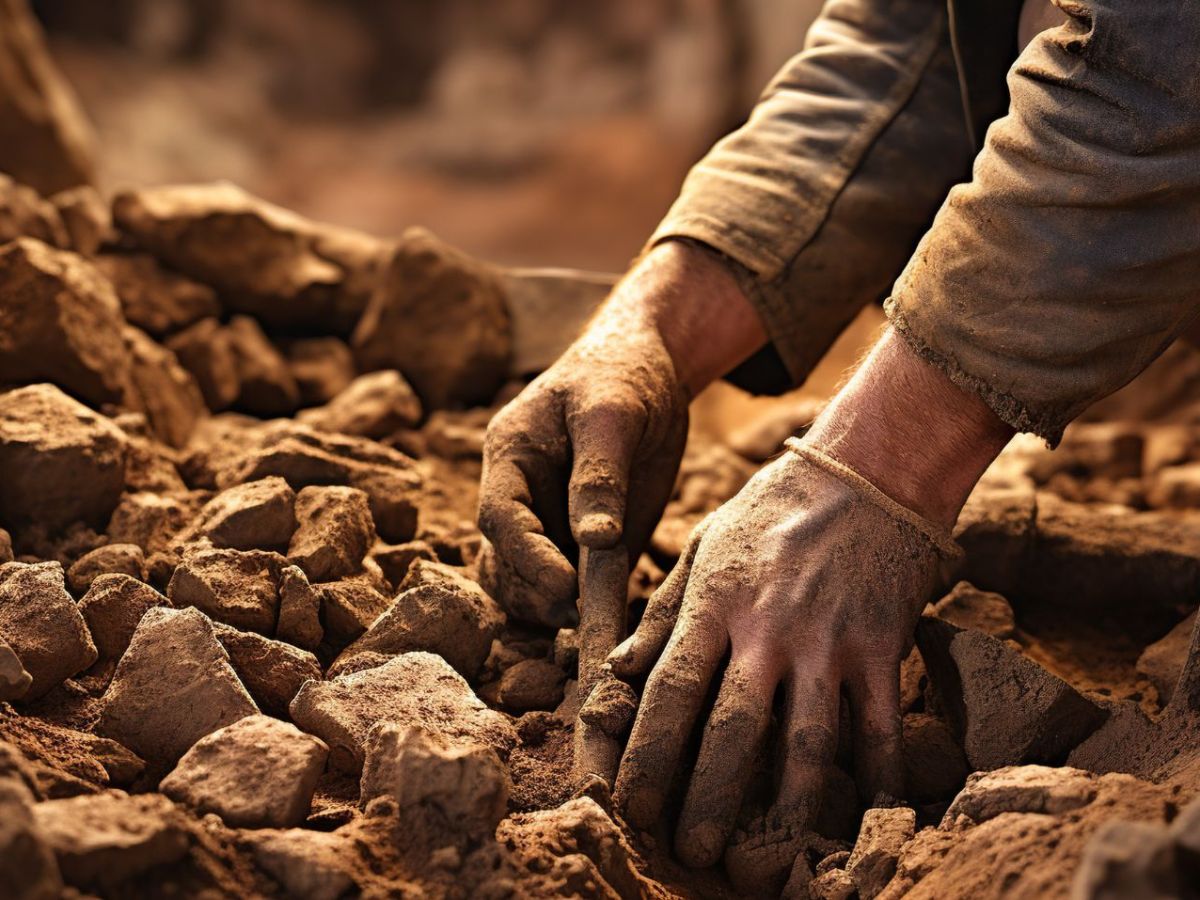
[{"xmin": 608, "ymin": 443, "xmax": 952, "ymax": 887}]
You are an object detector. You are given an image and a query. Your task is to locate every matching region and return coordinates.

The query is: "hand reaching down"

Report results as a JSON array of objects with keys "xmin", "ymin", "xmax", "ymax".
[{"xmin": 608, "ymin": 439, "xmax": 960, "ymax": 885}]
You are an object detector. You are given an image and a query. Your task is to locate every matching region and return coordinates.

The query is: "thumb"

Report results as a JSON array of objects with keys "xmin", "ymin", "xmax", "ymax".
[{"xmin": 567, "ymin": 398, "xmax": 643, "ymax": 548}]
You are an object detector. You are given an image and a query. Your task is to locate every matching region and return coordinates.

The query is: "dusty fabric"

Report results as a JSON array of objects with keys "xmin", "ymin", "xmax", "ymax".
[{"xmin": 653, "ymin": 0, "xmax": 1200, "ymax": 445}]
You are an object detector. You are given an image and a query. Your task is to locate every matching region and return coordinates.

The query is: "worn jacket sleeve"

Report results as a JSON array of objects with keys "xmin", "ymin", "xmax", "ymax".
[
  {"xmin": 887, "ymin": 1, "xmax": 1200, "ymax": 445},
  {"xmin": 650, "ymin": 0, "xmax": 974, "ymax": 390}
]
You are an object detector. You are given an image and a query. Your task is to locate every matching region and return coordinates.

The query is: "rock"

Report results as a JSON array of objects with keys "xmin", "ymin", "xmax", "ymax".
[
  {"xmin": 0, "ymin": 384, "xmax": 128, "ymax": 532},
  {"xmin": 165, "ymin": 318, "xmax": 241, "ymax": 412},
  {"xmin": 360, "ymin": 724, "xmax": 507, "ymax": 840},
  {"xmin": 651, "ymin": 441, "xmax": 756, "ymax": 558},
  {"xmin": 277, "ymin": 565, "xmax": 324, "ymax": 649},
  {"xmin": 577, "ymin": 672, "xmax": 639, "ymax": 739},
  {"xmin": 554, "ymin": 628, "xmax": 579, "ymax": 673},
  {"xmin": 370, "ymin": 539, "xmax": 436, "ymax": 590},
  {"xmin": 298, "ymin": 369, "xmax": 422, "ymax": 439},
  {"xmin": 0, "ymin": 562, "xmax": 97, "ymax": 700},
  {"xmin": 106, "ymin": 490, "xmax": 206, "ymax": 556},
  {"xmin": 845, "ymin": 807, "xmax": 915, "ymax": 899},
  {"xmin": 931, "ymin": 581, "xmax": 1015, "ymax": 639},
  {"xmin": 49, "ymin": 185, "xmax": 110, "ymax": 256},
  {"xmin": 1071, "ymin": 819, "xmax": 1180, "ymax": 899},
  {"xmin": 0, "ymin": 636, "xmax": 32, "ymax": 702},
  {"xmin": 287, "ymin": 485, "xmax": 375, "ymax": 582},
  {"xmin": 289, "ymin": 652, "xmax": 517, "ymax": 774},
  {"xmin": 497, "ymin": 797, "xmax": 654, "ymax": 899},
  {"xmin": 1146, "ymin": 461, "xmax": 1200, "ymax": 509},
  {"xmin": 902, "ymin": 713, "xmax": 969, "ymax": 804},
  {"xmin": 93, "ymin": 251, "xmax": 220, "ymax": 337},
  {"xmin": 422, "ymin": 408, "xmax": 489, "ymax": 460},
  {"xmin": 916, "ymin": 616, "xmax": 1107, "ymax": 769},
  {"xmin": 0, "ymin": 238, "xmax": 131, "ymax": 406},
  {"xmin": 242, "ymin": 828, "xmax": 356, "ymax": 900},
  {"xmin": 113, "ymin": 182, "xmax": 389, "ymax": 334},
  {"xmin": 945, "ymin": 766, "xmax": 1098, "ymax": 825},
  {"xmin": 334, "ymin": 560, "xmax": 503, "ymax": 680},
  {"xmin": 96, "ymin": 606, "xmax": 258, "ymax": 769},
  {"xmin": 78, "ymin": 574, "xmax": 169, "ymax": 666},
  {"xmin": 318, "ymin": 579, "xmax": 392, "ymax": 646},
  {"xmin": 167, "ymin": 549, "xmax": 285, "ymax": 634},
  {"xmin": 726, "ymin": 397, "xmax": 826, "ymax": 462},
  {"xmin": 1029, "ymin": 422, "xmax": 1144, "ymax": 483},
  {"xmin": 352, "ymin": 227, "xmax": 511, "ymax": 409},
  {"xmin": 497, "ymin": 659, "xmax": 567, "ymax": 713},
  {"xmin": 0, "ymin": 773, "xmax": 63, "ymax": 899},
  {"xmin": 66, "ymin": 544, "xmax": 146, "ymax": 595},
  {"xmin": 212, "ymin": 623, "xmax": 322, "ymax": 717},
  {"xmin": 213, "ymin": 421, "xmax": 422, "ymax": 542},
  {"xmin": 121, "ymin": 325, "xmax": 207, "ymax": 448},
  {"xmin": 33, "ymin": 791, "xmax": 188, "ymax": 887},
  {"xmin": 0, "ymin": 173, "xmax": 68, "ymax": 248},
  {"xmin": 0, "ymin": 528, "xmax": 10, "ymax": 563},
  {"xmin": 227, "ymin": 315, "xmax": 302, "ymax": 417},
  {"xmin": 954, "ymin": 483, "xmax": 1038, "ymax": 596},
  {"xmin": 161, "ymin": 715, "xmax": 327, "ymax": 828},
  {"xmin": 0, "ymin": 710, "xmax": 145, "ymax": 790},
  {"xmin": 287, "ymin": 337, "xmax": 357, "ymax": 406},
  {"xmin": 1136, "ymin": 611, "xmax": 1196, "ymax": 707},
  {"xmin": 187, "ymin": 477, "xmax": 297, "ymax": 552},
  {"xmin": 808, "ymin": 867, "xmax": 857, "ymax": 900}
]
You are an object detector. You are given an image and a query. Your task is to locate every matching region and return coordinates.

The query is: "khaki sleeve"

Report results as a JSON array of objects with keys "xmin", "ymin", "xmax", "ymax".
[
  {"xmin": 651, "ymin": 0, "xmax": 974, "ymax": 388},
  {"xmin": 887, "ymin": 1, "xmax": 1200, "ymax": 445}
]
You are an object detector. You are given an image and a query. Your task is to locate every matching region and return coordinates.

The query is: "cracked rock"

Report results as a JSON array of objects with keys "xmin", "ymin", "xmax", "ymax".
[
  {"xmin": 212, "ymin": 622, "xmax": 321, "ymax": 717},
  {"xmin": 298, "ymin": 369, "xmax": 422, "ymax": 439},
  {"xmin": 167, "ymin": 548, "xmax": 285, "ymax": 634},
  {"xmin": 287, "ymin": 485, "xmax": 375, "ymax": 582},
  {"xmin": 67, "ymin": 543, "xmax": 146, "ymax": 595}
]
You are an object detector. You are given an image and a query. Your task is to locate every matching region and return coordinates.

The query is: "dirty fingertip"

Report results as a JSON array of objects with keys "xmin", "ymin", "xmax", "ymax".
[
  {"xmin": 676, "ymin": 820, "xmax": 725, "ymax": 870},
  {"xmin": 575, "ymin": 511, "xmax": 622, "ymax": 547}
]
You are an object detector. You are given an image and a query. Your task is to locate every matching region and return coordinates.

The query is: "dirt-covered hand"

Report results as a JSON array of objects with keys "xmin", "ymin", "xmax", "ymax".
[{"xmin": 609, "ymin": 441, "xmax": 956, "ymax": 876}]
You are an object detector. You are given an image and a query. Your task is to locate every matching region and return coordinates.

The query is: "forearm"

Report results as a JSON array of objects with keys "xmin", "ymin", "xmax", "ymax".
[
  {"xmin": 804, "ymin": 328, "xmax": 1013, "ymax": 528},
  {"xmin": 580, "ymin": 241, "xmax": 766, "ymax": 399}
]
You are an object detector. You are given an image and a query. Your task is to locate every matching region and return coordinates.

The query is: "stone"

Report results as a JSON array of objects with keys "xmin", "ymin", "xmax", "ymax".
[
  {"xmin": 0, "ymin": 774, "xmax": 63, "ymax": 899},
  {"xmin": 66, "ymin": 544, "xmax": 146, "ymax": 595},
  {"xmin": 186, "ymin": 477, "xmax": 297, "ymax": 552},
  {"xmin": 121, "ymin": 325, "xmax": 207, "ymax": 449},
  {"xmin": 352, "ymin": 227, "xmax": 511, "ymax": 409},
  {"xmin": 0, "ymin": 384, "xmax": 128, "ymax": 531},
  {"xmin": 726, "ymin": 396, "xmax": 826, "ymax": 462},
  {"xmin": 808, "ymin": 867, "xmax": 857, "ymax": 900},
  {"xmin": 297, "ymin": 369, "xmax": 421, "ymax": 440},
  {"xmin": 944, "ymin": 766, "xmax": 1099, "ymax": 825},
  {"xmin": 287, "ymin": 336, "xmax": 357, "ymax": 406},
  {"xmin": 49, "ymin": 185, "xmax": 110, "ymax": 256},
  {"xmin": 334, "ymin": 560, "xmax": 503, "ymax": 680},
  {"xmin": 277, "ymin": 565, "xmax": 324, "ymax": 649},
  {"xmin": 0, "ymin": 636, "xmax": 32, "ymax": 702},
  {"xmin": 161, "ymin": 714, "xmax": 327, "ymax": 828},
  {"xmin": 318, "ymin": 579, "xmax": 392, "ymax": 646},
  {"xmin": 370, "ymin": 539, "xmax": 436, "ymax": 590},
  {"xmin": 360, "ymin": 724, "xmax": 507, "ymax": 840},
  {"xmin": 651, "ymin": 440, "xmax": 756, "ymax": 558},
  {"xmin": 227, "ymin": 315, "xmax": 302, "ymax": 416},
  {"xmin": 214, "ymin": 421, "xmax": 422, "ymax": 543},
  {"xmin": 1071, "ymin": 819, "xmax": 1180, "ymax": 899},
  {"xmin": 242, "ymin": 828, "xmax": 356, "ymax": 900},
  {"xmin": 0, "ymin": 0, "xmax": 95, "ymax": 196},
  {"xmin": 106, "ymin": 490, "xmax": 207, "ymax": 556},
  {"xmin": 0, "ymin": 173, "xmax": 68, "ymax": 248},
  {"xmin": 78, "ymin": 574, "xmax": 169, "ymax": 665},
  {"xmin": 289, "ymin": 652, "xmax": 517, "ymax": 774},
  {"xmin": 0, "ymin": 562, "xmax": 97, "ymax": 700},
  {"xmin": 1146, "ymin": 461, "xmax": 1200, "ymax": 509},
  {"xmin": 167, "ymin": 549, "xmax": 285, "ymax": 634},
  {"xmin": 165, "ymin": 317, "xmax": 241, "ymax": 412},
  {"xmin": 0, "ymin": 527, "xmax": 10, "ymax": 563},
  {"xmin": 901, "ymin": 713, "xmax": 969, "ymax": 804},
  {"xmin": 846, "ymin": 807, "xmax": 915, "ymax": 899},
  {"xmin": 0, "ymin": 710, "xmax": 145, "ymax": 790},
  {"xmin": 96, "ymin": 606, "xmax": 258, "ymax": 769},
  {"xmin": 554, "ymin": 627, "xmax": 579, "ymax": 673},
  {"xmin": 212, "ymin": 623, "xmax": 322, "ymax": 717},
  {"xmin": 422, "ymin": 408, "xmax": 489, "ymax": 460},
  {"xmin": 497, "ymin": 659, "xmax": 567, "ymax": 713},
  {"xmin": 113, "ymin": 182, "xmax": 389, "ymax": 334},
  {"xmin": 33, "ymin": 791, "xmax": 188, "ymax": 887},
  {"xmin": 93, "ymin": 251, "xmax": 220, "ymax": 337},
  {"xmin": 954, "ymin": 482, "xmax": 1038, "ymax": 596},
  {"xmin": 1136, "ymin": 611, "xmax": 1196, "ymax": 707},
  {"xmin": 931, "ymin": 581, "xmax": 1015, "ymax": 639},
  {"xmin": 0, "ymin": 238, "xmax": 131, "ymax": 406},
  {"xmin": 916, "ymin": 616, "xmax": 1107, "ymax": 769},
  {"xmin": 287, "ymin": 485, "xmax": 376, "ymax": 582}
]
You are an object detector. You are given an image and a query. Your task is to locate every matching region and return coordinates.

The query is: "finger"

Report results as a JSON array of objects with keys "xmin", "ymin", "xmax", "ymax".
[
  {"xmin": 477, "ymin": 542, "xmax": 577, "ymax": 629},
  {"xmin": 566, "ymin": 397, "xmax": 643, "ymax": 547},
  {"xmin": 613, "ymin": 603, "xmax": 728, "ymax": 830},
  {"xmin": 675, "ymin": 649, "xmax": 779, "ymax": 868},
  {"xmin": 776, "ymin": 662, "xmax": 841, "ymax": 824},
  {"xmin": 477, "ymin": 456, "xmax": 576, "ymax": 605},
  {"xmin": 845, "ymin": 660, "xmax": 904, "ymax": 805},
  {"xmin": 608, "ymin": 515, "xmax": 711, "ymax": 679}
]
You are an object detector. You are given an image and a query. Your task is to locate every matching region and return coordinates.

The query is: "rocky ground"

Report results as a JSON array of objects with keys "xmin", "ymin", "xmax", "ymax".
[{"xmin": 0, "ymin": 175, "xmax": 1198, "ymax": 900}]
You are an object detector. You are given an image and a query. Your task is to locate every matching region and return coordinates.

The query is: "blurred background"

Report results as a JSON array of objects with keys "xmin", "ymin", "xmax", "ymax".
[{"xmin": 33, "ymin": 0, "xmax": 825, "ymax": 272}]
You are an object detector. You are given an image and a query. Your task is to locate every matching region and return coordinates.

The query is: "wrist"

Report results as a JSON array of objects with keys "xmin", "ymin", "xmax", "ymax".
[
  {"xmin": 594, "ymin": 240, "xmax": 766, "ymax": 398},
  {"xmin": 803, "ymin": 328, "xmax": 1013, "ymax": 528}
]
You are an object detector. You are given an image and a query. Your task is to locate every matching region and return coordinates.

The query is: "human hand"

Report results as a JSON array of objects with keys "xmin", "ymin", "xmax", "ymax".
[{"xmin": 478, "ymin": 241, "xmax": 765, "ymax": 627}]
